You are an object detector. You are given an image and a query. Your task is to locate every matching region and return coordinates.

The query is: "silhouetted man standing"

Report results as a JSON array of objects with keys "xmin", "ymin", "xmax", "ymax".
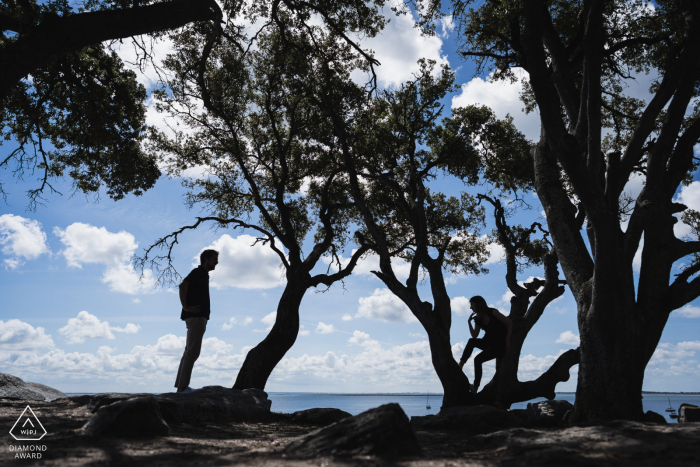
[{"xmin": 174, "ymin": 249, "xmax": 218, "ymax": 393}]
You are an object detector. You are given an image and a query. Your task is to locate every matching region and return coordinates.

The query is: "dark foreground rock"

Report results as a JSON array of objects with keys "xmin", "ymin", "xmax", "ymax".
[
  {"xmin": 411, "ymin": 405, "xmax": 524, "ymax": 433},
  {"xmin": 0, "ymin": 373, "xmax": 65, "ymax": 402},
  {"xmin": 643, "ymin": 410, "xmax": 667, "ymax": 424},
  {"xmin": 2, "ymin": 398, "xmax": 700, "ymax": 466},
  {"xmin": 285, "ymin": 403, "xmax": 421, "ymax": 458},
  {"xmin": 83, "ymin": 386, "xmax": 272, "ymax": 434},
  {"xmin": 526, "ymin": 399, "xmax": 574, "ymax": 426},
  {"xmin": 82, "ymin": 396, "xmax": 169, "ymax": 437},
  {"xmin": 679, "ymin": 403, "xmax": 700, "ymax": 423},
  {"xmin": 290, "ymin": 408, "xmax": 352, "ymax": 426}
]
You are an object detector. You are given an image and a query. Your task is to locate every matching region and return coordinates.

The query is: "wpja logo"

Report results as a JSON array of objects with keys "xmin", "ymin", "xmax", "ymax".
[{"xmin": 8, "ymin": 406, "xmax": 48, "ymax": 460}]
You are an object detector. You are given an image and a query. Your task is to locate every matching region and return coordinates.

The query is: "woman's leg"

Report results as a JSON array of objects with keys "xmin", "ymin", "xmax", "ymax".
[
  {"xmin": 473, "ymin": 346, "xmax": 501, "ymax": 390},
  {"xmin": 460, "ymin": 338, "xmax": 486, "ymax": 364}
]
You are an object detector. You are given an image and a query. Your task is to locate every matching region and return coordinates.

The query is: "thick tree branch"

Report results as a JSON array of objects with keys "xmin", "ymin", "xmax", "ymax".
[{"xmin": 0, "ymin": 0, "xmax": 222, "ymax": 99}]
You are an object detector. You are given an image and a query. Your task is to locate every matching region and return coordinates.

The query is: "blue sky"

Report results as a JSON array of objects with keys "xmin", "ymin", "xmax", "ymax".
[{"xmin": 1, "ymin": 5, "xmax": 699, "ymax": 394}]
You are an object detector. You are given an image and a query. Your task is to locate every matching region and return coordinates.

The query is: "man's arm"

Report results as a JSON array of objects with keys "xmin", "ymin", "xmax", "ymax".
[{"xmin": 179, "ymin": 280, "xmax": 200, "ymax": 313}]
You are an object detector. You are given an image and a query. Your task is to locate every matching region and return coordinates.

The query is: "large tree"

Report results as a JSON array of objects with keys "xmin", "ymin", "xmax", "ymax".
[
  {"xmin": 448, "ymin": 0, "xmax": 700, "ymax": 421},
  {"xmin": 315, "ymin": 57, "xmax": 578, "ymax": 408},
  {"xmin": 1, "ymin": 0, "xmax": 222, "ymax": 208},
  {"xmin": 138, "ymin": 6, "xmax": 385, "ymax": 390}
]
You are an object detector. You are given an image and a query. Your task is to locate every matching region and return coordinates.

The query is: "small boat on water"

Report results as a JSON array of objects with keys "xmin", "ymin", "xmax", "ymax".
[
  {"xmin": 426, "ymin": 392, "xmax": 431, "ymax": 409},
  {"xmin": 665, "ymin": 397, "xmax": 677, "ymax": 414}
]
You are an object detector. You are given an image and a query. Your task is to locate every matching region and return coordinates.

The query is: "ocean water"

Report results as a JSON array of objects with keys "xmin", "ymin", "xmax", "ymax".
[{"xmin": 267, "ymin": 392, "xmax": 700, "ymax": 423}]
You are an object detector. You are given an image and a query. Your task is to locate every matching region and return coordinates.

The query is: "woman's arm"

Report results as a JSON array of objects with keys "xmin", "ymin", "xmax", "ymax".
[
  {"xmin": 492, "ymin": 309, "xmax": 512, "ymax": 350},
  {"xmin": 468, "ymin": 314, "xmax": 480, "ymax": 338}
]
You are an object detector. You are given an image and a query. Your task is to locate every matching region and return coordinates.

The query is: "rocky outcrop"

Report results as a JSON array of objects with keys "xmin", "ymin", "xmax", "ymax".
[
  {"xmin": 410, "ymin": 405, "xmax": 524, "ymax": 433},
  {"xmin": 82, "ymin": 385, "xmax": 272, "ymax": 436},
  {"xmin": 643, "ymin": 410, "xmax": 667, "ymax": 424},
  {"xmin": 89, "ymin": 393, "xmax": 153, "ymax": 412},
  {"xmin": 156, "ymin": 387, "xmax": 272, "ymax": 423},
  {"xmin": 0, "ymin": 373, "xmax": 66, "ymax": 402},
  {"xmin": 526, "ymin": 400, "xmax": 574, "ymax": 427},
  {"xmin": 83, "ymin": 396, "xmax": 169, "ymax": 437},
  {"xmin": 290, "ymin": 408, "xmax": 352, "ymax": 426},
  {"xmin": 285, "ymin": 403, "xmax": 421, "ymax": 458},
  {"xmin": 679, "ymin": 403, "xmax": 700, "ymax": 423}
]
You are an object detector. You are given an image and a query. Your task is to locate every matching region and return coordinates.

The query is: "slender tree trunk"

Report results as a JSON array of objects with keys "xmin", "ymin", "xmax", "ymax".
[
  {"xmin": 421, "ymin": 306, "xmax": 474, "ymax": 408},
  {"xmin": 233, "ymin": 276, "xmax": 307, "ymax": 390}
]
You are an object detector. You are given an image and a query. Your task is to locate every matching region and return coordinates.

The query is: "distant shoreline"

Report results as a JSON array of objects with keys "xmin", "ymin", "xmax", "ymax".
[{"xmin": 64, "ymin": 391, "xmax": 700, "ymax": 396}]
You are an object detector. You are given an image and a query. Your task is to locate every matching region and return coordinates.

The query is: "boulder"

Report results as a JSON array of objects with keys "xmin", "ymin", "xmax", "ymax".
[
  {"xmin": 411, "ymin": 405, "xmax": 524, "ymax": 433},
  {"xmin": 87, "ymin": 386, "xmax": 272, "ymax": 423},
  {"xmin": 285, "ymin": 403, "xmax": 421, "ymax": 458},
  {"xmin": 82, "ymin": 396, "xmax": 169, "ymax": 437},
  {"xmin": 526, "ymin": 400, "xmax": 574, "ymax": 427},
  {"xmin": 157, "ymin": 386, "xmax": 272, "ymax": 423},
  {"xmin": 643, "ymin": 410, "xmax": 667, "ymax": 425},
  {"xmin": 290, "ymin": 408, "xmax": 352, "ymax": 426},
  {"xmin": 89, "ymin": 393, "xmax": 153, "ymax": 412},
  {"xmin": 679, "ymin": 403, "xmax": 700, "ymax": 423},
  {"xmin": 0, "ymin": 373, "xmax": 66, "ymax": 401}
]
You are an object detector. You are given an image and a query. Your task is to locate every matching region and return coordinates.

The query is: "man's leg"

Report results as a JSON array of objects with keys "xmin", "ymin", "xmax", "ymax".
[{"xmin": 174, "ymin": 317, "xmax": 207, "ymax": 391}]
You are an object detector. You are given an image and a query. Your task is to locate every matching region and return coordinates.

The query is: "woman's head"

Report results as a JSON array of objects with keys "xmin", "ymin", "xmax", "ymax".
[{"xmin": 469, "ymin": 295, "xmax": 488, "ymax": 315}]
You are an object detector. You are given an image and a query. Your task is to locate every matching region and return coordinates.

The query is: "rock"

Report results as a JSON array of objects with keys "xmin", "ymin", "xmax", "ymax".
[
  {"xmin": 0, "ymin": 373, "xmax": 66, "ymax": 401},
  {"xmin": 82, "ymin": 396, "xmax": 169, "ymax": 437},
  {"xmin": 285, "ymin": 403, "xmax": 420, "ymax": 458},
  {"xmin": 290, "ymin": 408, "xmax": 352, "ymax": 426},
  {"xmin": 526, "ymin": 399, "xmax": 574, "ymax": 427},
  {"xmin": 679, "ymin": 403, "xmax": 700, "ymax": 423},
  {"xmin": 643, "ymin": 410, "xmax": 667, "ymax": 424},
  {"xmin": 66, "ymin": 394, "xmax": 93, "ymax": 406},
  {"xmin": 157, "ymin": 386, "xmax": 272, "ymax": 423},
  {"xmin": 89, "ymin": 393, "xmax": 153, "ymax": 412},
  {"xmin": 88, "ymin": 386, "xmax": 272, "ymax": 423},
  {"xmin": 411, "ymin": 405, "xmax": 524, "ymax": 433}
]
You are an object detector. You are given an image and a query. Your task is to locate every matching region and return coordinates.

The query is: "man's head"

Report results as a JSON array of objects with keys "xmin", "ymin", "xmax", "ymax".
[{"xmin": 200, "ymin": 249, "xmax": 219, "ymax": 271}]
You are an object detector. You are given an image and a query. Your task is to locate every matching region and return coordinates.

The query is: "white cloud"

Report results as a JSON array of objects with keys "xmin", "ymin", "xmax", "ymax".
[
  {"xmin": 437, "ymin": 15, "xmax": 455, "ymax": 39},
  {"xmin": 356, "ymin": 288, "xmax": 418, "ymax": 323},
  {"xmin": 315, "ymin": 322, "xmax": 336, "ymax": 334},
  {"xmin": 0, "ymin": 214, "xmax": 49, "ymax": 268},
  {"xmin": 484, "ymin": 239, "xmax": 506, "ymax": 264},
  {"xmin": 355, "ymin": 6, "xmax": 449, "ymax": 89},
  {"xmin": 0, "ymin": 320, "xmax": 54, "ymax": 351},
  {"xmin": 222, "ymin": 317, "xmax": 238, "ymax": 330},
  {"xmin": 59, "ymin": 311, "xmax": 115, "ymax": 344},
  {"xmin": 261, "ymin": 312, "xmax": 277, "ymax": 331},
  {"xmin": 132, "ymin": 298, "xmax": 142, "ymax": 304},
  {"xmin": 348, "ymin": 330, "xmax": 371, "ymax": 345},
  {"xmin": 555, "ymin": 330, "xmax": 580, "ymax": 346},
  {"xmin": 299, "ymin": 329, "xmax": 311, "ymax": 337},
  {"xmin": 409, "ymin": 332, "xmax": 426, "ymax": 338},
  {"xmin": 341, "ymin": 314, "xmax": 353, "ymax": 321},
  {"xmin": 200, "ymin": 234, "xmax": 285, "ymax": 289},
  {"xmin": 451, "ymin": 296, "xmax": 471, "ymax": 316},
  {"xmin": 452, "ymin": 68, "xmax": 541, "ymax": 141},
  {"xmin": 58, "ymin": 311, "xmax": 140, "ymax": 344},
  {"xmin": 113, "ymin": 323, "xmax": 141, "ymax": 334},
  {"xmin": 674, "ymin": 181, "xmax": 700, "ymax": 239},
  {"xmin": 647, "ymin": 341, "xmax": 700, "ymax": 377},
  {"xmin": 54, "ymin": 223, "xmax": 155, "ymax": 294},
  {"xmin": 242, "ymin": 316, "xmax": 253, "ymax": 326},
  {"xmin": 675, "ymin": 305, "xmax": 700, "ymax": 318}
]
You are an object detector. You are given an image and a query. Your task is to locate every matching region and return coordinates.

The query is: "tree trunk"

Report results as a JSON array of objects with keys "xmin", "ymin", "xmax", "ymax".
[
  {"xmin": 233, "ymin": 277, "xmax": 307, "ymax": 390},
  {"xmin": 421, "ymin": 304, "xmax": 474, "ymax": 408}
]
